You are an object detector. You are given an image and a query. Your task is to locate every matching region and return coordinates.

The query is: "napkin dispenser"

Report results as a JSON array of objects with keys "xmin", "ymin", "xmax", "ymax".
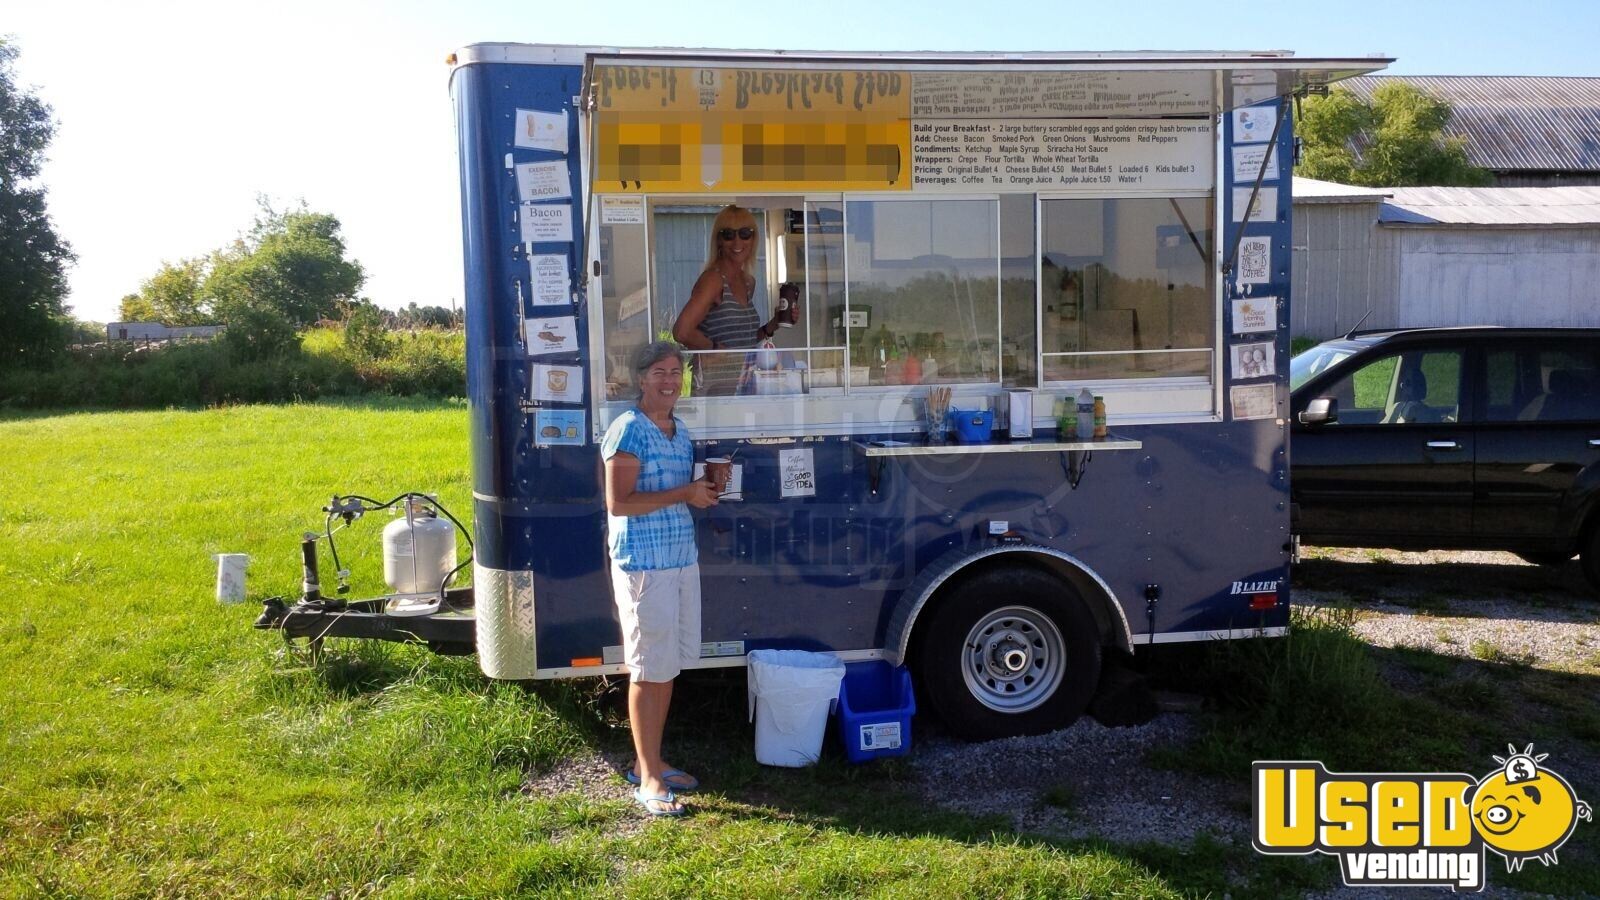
[{"xmin": 1006, "ymin": 390, "xmax": 1033, "ymax": 438}]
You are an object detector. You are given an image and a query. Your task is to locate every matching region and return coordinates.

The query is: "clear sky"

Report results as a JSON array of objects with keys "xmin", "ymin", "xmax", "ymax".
[{"xmin": 10, "ymin": 0, "xmax": 1600, "ymax": 322}]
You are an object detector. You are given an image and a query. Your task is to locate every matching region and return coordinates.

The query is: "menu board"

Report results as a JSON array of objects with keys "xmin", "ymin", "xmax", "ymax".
[
  {"xmin": 912, "ymin": 71, "xmax": 1212, "ymax": 118},
  {"xmin": 911, "ymin": 119, "xmax": 1212, "ymax": 192}
]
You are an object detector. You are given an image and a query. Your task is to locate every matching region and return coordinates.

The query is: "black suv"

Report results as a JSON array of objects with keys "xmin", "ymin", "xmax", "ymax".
[{"xmin": 1289, "ymin": 327, "xmax": 1600, "ymax": 589}]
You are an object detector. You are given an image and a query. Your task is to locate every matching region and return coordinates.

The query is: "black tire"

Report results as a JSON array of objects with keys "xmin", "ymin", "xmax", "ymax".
[
  {"xmin": 915, "ymin": 565, "xmax": 1101, "ymax": 740},
  {"xmin": 1582, "ymin": 526, "xmax": 1600, "ymax": 593},
  {"xmin": 1517, "ymin": 551, "xmax": 1574, "ymax": 567}
]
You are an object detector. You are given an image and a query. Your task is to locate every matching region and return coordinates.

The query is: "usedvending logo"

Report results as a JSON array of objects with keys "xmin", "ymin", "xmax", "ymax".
[{"xmin": 1254, "ymin": 745, "xmax": 1591, "ymax": 891}]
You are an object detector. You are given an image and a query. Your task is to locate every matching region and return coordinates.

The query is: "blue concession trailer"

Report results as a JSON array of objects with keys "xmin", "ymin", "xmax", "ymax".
[{"xmin": 268, "ymin": 45, "xmax": 1390, "ymax": 739}]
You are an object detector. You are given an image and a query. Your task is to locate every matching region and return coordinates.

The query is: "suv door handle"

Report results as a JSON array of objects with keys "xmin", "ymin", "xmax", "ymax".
[{"xmin": 1426, "ymin": 440, "xmax": 1462, "ymax": 450}]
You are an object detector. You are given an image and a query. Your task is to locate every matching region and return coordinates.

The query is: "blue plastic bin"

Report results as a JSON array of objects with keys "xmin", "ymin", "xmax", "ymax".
[
  {"xmin": 945, "ymin": 409, "xmax": 994, "ymax": 443},
  {"xmin": 837, "ymin": 661, "xmax": 916, "ymax": 763}
]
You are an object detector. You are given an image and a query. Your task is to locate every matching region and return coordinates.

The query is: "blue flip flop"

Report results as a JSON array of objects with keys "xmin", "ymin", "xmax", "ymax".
[
  {"xmin": 633, "ymin": 787, "xmax": 685, "ymax": 818},
  {"xmin": 625, "ymin": 767, "xmax": 699, "ymax": 792}
]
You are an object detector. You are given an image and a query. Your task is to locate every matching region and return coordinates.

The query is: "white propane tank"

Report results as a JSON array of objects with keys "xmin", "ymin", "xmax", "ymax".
[{"xmin": 383, "ymin": 499, "xmax": 457, "ymax": 595}]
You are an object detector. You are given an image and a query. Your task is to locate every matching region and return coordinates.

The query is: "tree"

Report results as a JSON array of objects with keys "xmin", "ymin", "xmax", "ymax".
[
  {"xmin": 1296, "ymin": 82, "xmax": 1492, "ymax": 187},
  {"xmin": 63, "ymin": 318, "xmax": 103, "ymax": 345},
  {"xmin": 0, "ymin": 39, "xmax": 76, "ymax": 368},
  {"xmin": 205, "ymin": 199, "xmax": 365, "ymax": 326},
  {"xmin": 118, "ymin": 292, "xmax": 155, "ymax": 322},
  {"xmin": 396, "ymin": 301, "xmax": 457, "ymax": 328},
  {"xmin": 128, "ymin": 258, "xmax": 212, "ymax": 325}
]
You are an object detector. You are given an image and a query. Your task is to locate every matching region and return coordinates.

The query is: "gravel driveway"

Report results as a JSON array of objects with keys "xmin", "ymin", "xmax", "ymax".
[
  {"xmin": 908, "ymin": 548, "xmax": 1600, "ymax": 896},
  {"xmin": 527, "ymin": 548, "xmax": 1599, "ymax": 895}
]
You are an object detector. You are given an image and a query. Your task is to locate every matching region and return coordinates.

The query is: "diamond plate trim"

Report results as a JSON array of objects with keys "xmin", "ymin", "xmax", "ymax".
[{"xmin": 475, "ymin": 563, "xmax": 538, "ymax": 680}]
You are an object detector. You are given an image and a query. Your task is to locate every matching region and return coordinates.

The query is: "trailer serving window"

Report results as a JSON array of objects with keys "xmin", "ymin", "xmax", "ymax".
[
  {"xmin": 1039, "ymin": 196, "xmax": 1215, "ymax": 382},
  {"xmin": 588, "ymin": 60, "xmax": 1232, "ymax": 434}
]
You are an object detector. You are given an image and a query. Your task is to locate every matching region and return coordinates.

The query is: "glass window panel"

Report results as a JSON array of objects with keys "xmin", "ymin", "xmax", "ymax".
[
  {"xmin": 1045, "ymin": 350, "xmax": 1210, "ymax": 381},
  {"xmin": 1319, "ymin": 349, "xmax": 1461, "ymax": 426},
  {"xmin": 801, "ymin": 201, "xmax": 847, "ymax": 391},
  {"xmin": 649, "ymin": 201, "xmax": 774, "ymax": 398},
  {"xmin": 999, "ymin": 193, "xmax": 1036, "ymax": 387},
  {"xmin": 1486, "ymin": 346, "xmax": 1600, "ymax": 422},
  {"xmin": 845, "ymin": 198, "xmax": 999, "ymax": 386},
  {"xmin": 649, "ymin": 202, "xmax": 771, "ymax": 339},
  {"xmin": 598, "ymin": 221, "xmax": 650, "ymax": 401},
  {"xmin": 1040, "ymin": 197, "xmax": 1214, "ymax": 382},
  {"xmin": 630, "ymin": 198, "xmax": 851, "ymax": 399}
]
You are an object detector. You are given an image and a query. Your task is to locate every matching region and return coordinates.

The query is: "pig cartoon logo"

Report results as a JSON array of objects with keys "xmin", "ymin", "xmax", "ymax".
[{"xmin": 1471, "ymin": 744, "xmax": 1591, "ymax": 872}]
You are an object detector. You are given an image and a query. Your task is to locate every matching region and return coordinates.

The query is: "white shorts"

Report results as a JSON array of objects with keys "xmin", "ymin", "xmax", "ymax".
[{"xmin": 610, "ymin": 562, "xmax": 702, "ymax": 683}]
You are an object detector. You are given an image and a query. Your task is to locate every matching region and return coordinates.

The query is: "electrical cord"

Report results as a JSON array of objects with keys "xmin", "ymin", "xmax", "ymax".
[
  {"xmin": 437, "ymin": 556, "xmax": 473, "ymax": 610},
  {"xmin": 324, "ymin": 513, "xmax": 348, "ymax": 590},
  {"xmin": 321, "ymin": 491, "xmax": 475, "ymax": 611},
  {"xmin": 338, "ymin": 492, "xmax": 474, "ymax": 553}
]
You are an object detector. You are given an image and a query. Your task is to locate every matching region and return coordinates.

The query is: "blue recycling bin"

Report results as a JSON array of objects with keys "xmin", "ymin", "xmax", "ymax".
[{"xmin": 837, "ymin": 661, "xmax": 916, "ymax": 763}]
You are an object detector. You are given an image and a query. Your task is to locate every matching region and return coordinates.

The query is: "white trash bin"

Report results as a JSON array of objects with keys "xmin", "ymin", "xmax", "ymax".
[{"xmin": 746, "ymin": 649, "xmax": 846, "ymax": 767}]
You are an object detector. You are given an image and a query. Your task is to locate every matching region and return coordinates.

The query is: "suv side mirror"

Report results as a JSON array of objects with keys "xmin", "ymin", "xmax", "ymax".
[{"xmin": 1299, "ymin": 397, "xmax": 1338, "ymax": 425}]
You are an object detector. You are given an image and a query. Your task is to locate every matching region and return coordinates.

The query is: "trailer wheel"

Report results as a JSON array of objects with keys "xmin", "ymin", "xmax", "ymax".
[
  {"xmin": 1581, "ymin": 524, "xmax": 1600, "ymax": 594},
  {"xmin": 917, "ymin": 566, "xmax": 1101, "ymax": 740}
]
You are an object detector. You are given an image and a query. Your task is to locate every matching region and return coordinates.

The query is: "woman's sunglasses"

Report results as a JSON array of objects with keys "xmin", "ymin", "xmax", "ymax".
[{"xmin": 718, "ymin": 227, "xmax": 756, "ymax": 241}]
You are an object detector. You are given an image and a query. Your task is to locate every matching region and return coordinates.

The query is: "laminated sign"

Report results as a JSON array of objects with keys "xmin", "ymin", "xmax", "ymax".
[
  {"xmin": 1232, "ymin": 297, "xmax": 1277, "ymax": 334},
  {"xmin": 525, "ymin": 316, "xmax": 577, "ymax": 356},
  {"xmin": 1236, "ymin": 236, "xmax": 1272, "ymax": 285},
  {"xmin": 520, "ymin": 203, "xmax": 572, "ymax": 244},
  {"xmin": 529, "ymin": 254, "xmax": 571, "ymax": 305},
  {"xmin": 779, "ymin": 448, "xmax": 816, "ymax": 498},
  {"xmin": 514, "ymin": 109, "xmax": 568, "ymax": 153}
]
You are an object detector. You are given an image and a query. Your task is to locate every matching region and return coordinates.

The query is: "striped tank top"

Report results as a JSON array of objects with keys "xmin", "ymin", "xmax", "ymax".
[
  {"xmin": 695, "ymin": 273, "xmax": 762, "ymax": 396},
  {"xmin": 697, "ymin": 273, "xmax": 762, "ymax": 350}
]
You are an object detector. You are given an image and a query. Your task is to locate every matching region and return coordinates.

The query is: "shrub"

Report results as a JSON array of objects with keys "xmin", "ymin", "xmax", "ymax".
[
  {"xmin": 223, "ymin": 306, "xmax": 301, "ymax": 362},
  {"xmin": 341, "ymin": 305, "xmax": 394, "ymax": 363},
  {"xmin": 0, "ymin": 313, "xmax": 464, "ymax": 408},
  {"xmin": 0, "ymin": 324, "xmax": 463, "ymax": 410}
]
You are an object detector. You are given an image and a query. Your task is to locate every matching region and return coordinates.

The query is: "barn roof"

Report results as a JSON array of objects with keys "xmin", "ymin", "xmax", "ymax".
[
  {"xmin": 1340, "ymin": 76, "xmax": 1600, "ymax": 174},
  {"xmin": 1377, "ymin": 185, "xmax": 1600, "ymax": 226}
]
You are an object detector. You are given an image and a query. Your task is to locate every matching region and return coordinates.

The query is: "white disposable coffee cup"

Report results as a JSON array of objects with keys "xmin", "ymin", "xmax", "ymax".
[{"xmin": 215, "ymin": 553, "xmax": 249, "ymax": 604}]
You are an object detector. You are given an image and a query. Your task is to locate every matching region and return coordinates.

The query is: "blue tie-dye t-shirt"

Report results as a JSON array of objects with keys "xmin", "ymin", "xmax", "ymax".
[{"xmin": 601, "ymin": 408, "xmax": 697, "ymax": 571}]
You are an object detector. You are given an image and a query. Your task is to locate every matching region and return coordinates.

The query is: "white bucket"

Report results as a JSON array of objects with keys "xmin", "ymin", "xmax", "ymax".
[
  {"xmin": 214, "ymin": 553, "xmax": 249, "ymax": 604},
  {"xmin": 746, "ymin": 649, "xmax": 845, "ymax": 767}
]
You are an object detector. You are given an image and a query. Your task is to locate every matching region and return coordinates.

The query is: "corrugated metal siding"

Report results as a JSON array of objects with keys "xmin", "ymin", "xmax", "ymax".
[
  {"xmin": 1391, "ymin": 227, "xmax": 1600, "ymax": 328},
  {"xmin": 1341, "ymin": 76, "xmax": 1600, "ymax": 174},
  {"xmin": 1292, "ymin": 201, "xmax": 1385, "ymax": 338},
  {"xmin": 1370, "ymin": 226, "xmax": 1403, "ymax": 332}
]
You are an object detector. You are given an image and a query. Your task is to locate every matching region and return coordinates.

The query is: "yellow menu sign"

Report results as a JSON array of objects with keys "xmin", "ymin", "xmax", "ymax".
[{"xmin": 594, "ymin": 64, "xmax": 911, "ymax": 193}]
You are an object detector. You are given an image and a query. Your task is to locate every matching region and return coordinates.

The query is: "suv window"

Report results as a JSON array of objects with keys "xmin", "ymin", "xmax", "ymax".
[
  {"xmin": 1485, "ymin": 344, "xmax": 1600, "ymax": 422},
  {"xmin": 1318, "ymin": 348, "xmax": 1463, "ymax": 425}
]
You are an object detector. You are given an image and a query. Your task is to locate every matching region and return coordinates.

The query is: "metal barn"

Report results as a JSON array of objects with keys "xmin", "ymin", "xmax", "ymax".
[{"xmin": 1292, "ymin": 178, "xmax": 1600, "ymax": 338}]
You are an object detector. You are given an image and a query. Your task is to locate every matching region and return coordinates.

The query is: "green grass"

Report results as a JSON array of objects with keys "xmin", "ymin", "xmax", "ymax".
[
  {"xmin": 3, "ymin": 403, "xmax": 1596, "ymax": 896},
  {"xmin": 0, "ymin": 402, "xmax": 1257, "ymax": 897}
]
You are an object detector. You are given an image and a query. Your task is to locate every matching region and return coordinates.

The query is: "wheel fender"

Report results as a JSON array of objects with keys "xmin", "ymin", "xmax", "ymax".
[{"xmin": 883, "ymin": 543, "xmax": 1131, "ymax": 666}]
